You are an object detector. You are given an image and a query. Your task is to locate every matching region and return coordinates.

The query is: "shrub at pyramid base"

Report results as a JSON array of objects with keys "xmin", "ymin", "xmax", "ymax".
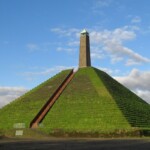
[{"xmin": 0, "ymin": 67, "xmax": 150, "ymax": 136}]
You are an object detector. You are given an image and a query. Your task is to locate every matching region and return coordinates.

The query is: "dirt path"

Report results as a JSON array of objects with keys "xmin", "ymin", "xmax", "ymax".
[{"xmin": 0, "ymin": 138, "xmax": 150, "ymax": 150}]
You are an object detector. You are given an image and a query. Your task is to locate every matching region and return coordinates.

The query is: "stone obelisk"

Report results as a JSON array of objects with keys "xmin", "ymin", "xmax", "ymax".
[{"xmin": 79, "ymin": 29, "xmax": 91, "ymax": 68}]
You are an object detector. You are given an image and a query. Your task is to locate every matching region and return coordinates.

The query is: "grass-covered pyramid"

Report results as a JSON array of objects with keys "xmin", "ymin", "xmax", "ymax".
[{"xmin": 0, "ymin": 67, "xmax": 150, "ymax": 136}]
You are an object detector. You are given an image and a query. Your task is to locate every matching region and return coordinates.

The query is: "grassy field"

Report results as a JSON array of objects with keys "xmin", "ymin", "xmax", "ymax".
[
  {"xmin": 0, "ymin": 67, "xmax": 149, "ymax": 137},
  {"xmin": 0, "ymin": 69, "xmax": 71, "ymax": 130},
  {"xmin": 40, "ymin": 67, "xmax": 150, "ymax": 135}
]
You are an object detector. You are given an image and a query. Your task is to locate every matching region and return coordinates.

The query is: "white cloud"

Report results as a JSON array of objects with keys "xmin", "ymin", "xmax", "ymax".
[
  {"xmin": 23, "ymin": 66, "xmax": 75, "ymax": 77},
  {"xmin": 50, "ymin": 28, "xmax": 80, "ymax": 54},
  {"xmin": 0, "ymin": 87, "xmax": 28, "ymax": 108},
  {"xmin": 95, "ymin": 0, "xmax": 112, "ymax": 7},
  {"xmin": 114, "ymin": 69, "xmax": 150, "ymax": 104},
  {"xmin": 67, "ymin": 41, "xmax": 79, "ymax": 46},
  {"xmin": 110, "ymin": 55, "xmax": 123, "ymax": 63},
  {"xmin": 91, "ymin": 0, "xmax": 117, "ymax": 15},
  {"xmin": 136, "ymin": 90, "xmax": 150, "ymax": 103},
  {"xmin": 50, "ymin": 26, "xmax": 150, "ymax": 65},
  {"xmin": 131, "ymin": 16, "xmax": 141, "ymax": 23},
  {"xmin": 126, "ymin": 59, "xmax": 142, "ymax": 66},
  {"xmin": 105, "ymin": 43, "xmax": 150, "ymax": 65},
  {"xmin": 90, "ymin": 27, "xmax": 136, "ymax": 44},
  {"xmin": 51, "ymin": 28, "xmax": 80, "ymax": 37},
  {"xmin": 27, "ymin": 43, "xmax": 39, "ymax": 52},
  {"xmin": 91, "ymin": 53, "xmax": 104, "ymax": 60},
  {"xmin": 91, "ymin": 45, "xmax": 105, "ymax": 60},
  {"xmin": 56, "ymin": 47, "xmax": 75, "ymax": 52},
  {"xmin": 90, "ymin": 26, "xmax": 150, "ymax": 65},
  {"xmin": 92, "ymin": 0, "xmax": 113, "ymax": 14},
  {"xmin": 96, "ymin": 0, "xmax": 112, "ymax": 7}
]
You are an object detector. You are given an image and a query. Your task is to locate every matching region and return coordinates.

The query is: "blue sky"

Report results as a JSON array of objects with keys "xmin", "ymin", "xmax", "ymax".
[{"xmin": 0, "ymin": 0, "xmax": 150, "ymax": 107}]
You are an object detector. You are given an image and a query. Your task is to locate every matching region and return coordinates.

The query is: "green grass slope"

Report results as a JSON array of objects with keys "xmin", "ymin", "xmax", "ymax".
[
  {"xmin": 41, "ymin": 67, "xmax": 143, "ymax": 135},
  {"xmin": 94, "ymin": 68, "xmax": 150, "ymax": 129},
  {"xmin": 0, "ymin": 69, "xmax": 71, "ymax": 130}
]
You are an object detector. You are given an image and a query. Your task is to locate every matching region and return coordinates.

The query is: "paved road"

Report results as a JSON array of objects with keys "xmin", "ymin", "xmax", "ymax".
[{"xmin": 0, "ymin": 139, "xmax": 150, "ymax": 150}]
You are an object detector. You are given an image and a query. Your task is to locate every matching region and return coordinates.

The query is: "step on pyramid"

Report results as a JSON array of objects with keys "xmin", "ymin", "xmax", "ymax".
[{"xmin": 0, "ymin": 30, "xmax": 149, "ymax": 136}]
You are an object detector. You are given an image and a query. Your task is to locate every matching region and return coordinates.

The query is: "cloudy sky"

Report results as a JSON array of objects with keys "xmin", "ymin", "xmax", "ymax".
[{"xmin": 0, "ymin": 0, "xmax": 150, "ymax": 108}]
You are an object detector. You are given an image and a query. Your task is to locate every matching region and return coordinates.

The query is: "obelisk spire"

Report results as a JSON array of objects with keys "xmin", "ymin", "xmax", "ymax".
[{"xmin": 79, "ymin": 29, "xmax": 91, "ymax": 68}]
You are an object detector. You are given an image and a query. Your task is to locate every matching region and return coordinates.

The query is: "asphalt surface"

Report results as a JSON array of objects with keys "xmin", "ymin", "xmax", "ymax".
[{"xmin": 0, "ymin": 138, "xmax": 150, "ymax": 150}]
